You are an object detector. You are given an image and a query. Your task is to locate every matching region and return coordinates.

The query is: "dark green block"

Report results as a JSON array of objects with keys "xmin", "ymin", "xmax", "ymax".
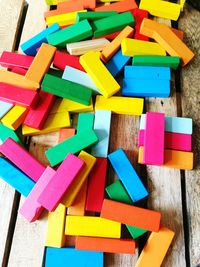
[
  {"xmin": 42, "ymin": 74, "xmax": 92, "ymax": 106},
  {"xmin": 77, "ymin": 113, "xmax": 95, "ymax": 133},
  {"xmin": 48, "ymin": 68, "xmax": 63, "ymax": 78},
  {"xmin": 0, "ymin": 123, "xmax": 21, "ymax": 144},
  {"xmin": 76, "ymin": 11, "xmax": 118, "ymax": 22}
]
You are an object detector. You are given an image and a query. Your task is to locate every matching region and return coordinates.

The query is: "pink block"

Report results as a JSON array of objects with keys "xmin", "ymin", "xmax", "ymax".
[
  {"xmin": 0, "ymin": 138, "xmax": 45, "ymax": 182},
  {"xmin": 11, "ymin": 67, "xmax": 27, "ymax": 75},
  {"xmin": 19, "ymin": 167, "xmax": 56, "ymax": 222},
  {"xmin": 0, "ymin": 51, "xmax": 34, "ymax": 69},
  {"xmin": 38, "ymin": 153, "xmax": 85, "ymax": 211},
  {"xmin": 138, "ymin": 130, "xmax": 192, "ymax": 152},
  {"xmin": 143, "ymin": 112, "xmax": 165, "ymax": 165}
]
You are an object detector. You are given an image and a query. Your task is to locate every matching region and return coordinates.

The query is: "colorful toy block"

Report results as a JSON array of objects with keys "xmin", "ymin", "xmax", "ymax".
[
  {"xmin": 77, "ymin": 113, "xmax": 95, "ymax": 133},
  {"xmin": 95, "ymin": 0, "xmax": 137, "ymax": 12},
  {"xmin": 124, "ymin": 66, "xmax": 170, "ymax": 80},
  {"xmin": 50, "ymin": 98, "xmax": 93, "ymax": 113},
  {"xmin": 131, "ymin": 8, "xmax": 149, "ymax": 41},
  {"xmin": 0, "ymin": 101, "xmax": 13, "ymax": 119},
  {"xmin": 53, "ymin": 50, "xmax": 84, "ymax": 71},
  {"xmin": 80, "ymin": 51, "xmax": 120, "ymax": 98},
  {"xmin": 65, "ymin": 215, "xmax": 121, "ymax": 238},
  {"xmin": 76, "ymin": 11, "xmax": 117, "ymax": 22},
  {"xmin": 0, "ymin": 123, "xmax": 20, "ymax": 144},
  {"xmin": 11, "ymin": 66, "xmax": 27, "ymax": 75},
  {"xmin": 0, "ymin": 51, "xmax": 34, "ymax": 69},
  {"xmin": 59, "ymin": 128, "xmax": 76, "ymax": 143}
]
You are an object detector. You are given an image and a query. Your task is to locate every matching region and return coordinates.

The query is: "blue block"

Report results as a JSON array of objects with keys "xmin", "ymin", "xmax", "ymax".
[
  {"xmin": 124, "ymin": 66, "xmax": 171, "ymax": 80},
  {"xmin": 108, "ymin": 148, "xmax": 148, "ymax": 202},
  {"xmin": 122, "ymin": 78, "xmax": 170, "ymax": 98},
  {"xmin": 45, "ymin": 247, "xmax": 104, "ymax": 267},
  {"xmin": 0, "ymin": 157, "xmax": 35, "ymax": 196},
  {"xmin": 0, "ymin": 101, "xmax": 13, "ymax": 119},
  {"xmin": 106, "ymin": 49, "xmax": 130, "ymax": 77},
  {"xmin": 20, "ymin": 23, "xmax": 60, "ymax": 56}
]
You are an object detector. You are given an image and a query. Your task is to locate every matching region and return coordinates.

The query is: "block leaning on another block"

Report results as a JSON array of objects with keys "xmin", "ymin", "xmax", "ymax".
[{"xmin": 0, "ymin": 123, "xmax": 21, "ymax": 144}]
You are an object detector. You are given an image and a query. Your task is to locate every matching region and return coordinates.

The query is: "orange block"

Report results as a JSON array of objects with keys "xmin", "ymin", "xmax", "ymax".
[
  {"xmin": 101, "ymin": 199, "xmax": 161, "ymax": 232},
  {"xmin": 95, "ymin": 0, "xmax": 137, "ymax": 12},
  {"xmin": 171, "ymin": 28, "xmax": 184, "ymax": 41},
  {"xmin": 83, "ymin": 0, "xmax": 96, "ymax": 9},
  {"xmin": 25, "ymin": 43, "xmax": 56, "ymax": 84},
  {"xmin": 58, "ymin": 128, "xmax": 76, "ymax": 142},
  {"xmin": 76, "ymin": 236, "xmax": 136, "ymax": 254},
  {"xmin": 135, "ymin": 226, "xmax": 175, "ymax": 267},
  {"xmin": 101, "ymin": 26, "xmax": 134, "ymax": 62},
  {"xmin": 140, "ymin": 18, "xmax": 194, "ymax": 66},
  {"xmin": 138, "ymin": 146, "xmax": 193, "ymax": 170}
]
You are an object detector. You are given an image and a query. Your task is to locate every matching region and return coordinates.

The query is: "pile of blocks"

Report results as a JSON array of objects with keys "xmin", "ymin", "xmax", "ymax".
[{"xmin": 0, "ymin": 0, "xmax": 194, "ymax": 266}]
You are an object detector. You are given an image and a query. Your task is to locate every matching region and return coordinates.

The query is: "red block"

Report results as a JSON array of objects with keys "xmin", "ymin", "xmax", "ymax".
[
  {"xmin": 11, "ymin": 67, "xmax": 27, "ymax": 75},
  {"xmin": 131, "ymin": 8, "xmax": 149, "ymax": 41},
  {"xmin": 53, "ymin": 51, "xmax": 85, "ymax": 71},
  {"xmin": 0, "ymin": 83, "xmax": 39, "ymax": 108},
  {"xmin": 0, "ymin": 51, "xmax": 34, "ymax": 69},
  {"xmin": 86, "ymin": 158, "xmax": 107, "ymax": 213},
  {"xmin": 93, "ymin": 31, "xmax": 121, "ymax": 40}
]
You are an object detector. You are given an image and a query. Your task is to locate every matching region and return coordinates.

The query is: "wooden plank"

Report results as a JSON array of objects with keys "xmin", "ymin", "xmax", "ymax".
[
  {"xmin": 0, "ymin": 0, "xmax": 25, "ymax": 266},
  {"xmin": 179, "ymin": 5, "xmax": 200, "ymax": 267}
]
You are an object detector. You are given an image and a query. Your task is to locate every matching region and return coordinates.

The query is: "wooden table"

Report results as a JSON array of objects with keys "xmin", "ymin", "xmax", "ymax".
[{"xmin": 0, "ymin": 1, "xmax": 200, "ymax": 266}]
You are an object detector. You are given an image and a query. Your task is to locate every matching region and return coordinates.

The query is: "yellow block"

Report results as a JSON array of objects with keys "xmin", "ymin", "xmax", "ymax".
[
  {"xmin": 95, "ymin": 95, "xmax": 144, "ymax": 115},
  {"xmin": 50, "ymin": 98, "xmax": 93, "ymax": 114},
  {"xmin": 121, "ymin": 38, "xmax": 166, "ymax": 57},
  {"xmin": 180, "ymin": 0, "xmax": 186, "ymax": 8},
  {"xmin": 65, "ymin": 215, "xmax": 121, "ymax": 238},
  {"xmin": 45, "ymin": 204, "xmax": 66, "ymax": 248},
  {"xmin": 46, "ymin": 10, "xmax": 87, "ymax": 26},
  {"xmin": 22, "ymin": 111, "xmax": 71, "ymax": 136},
  {"xmin": 62, "ymin": 151, "xmax": 96, "ymax": 207},
  {"xmin": 1, "ymin": 105, "xmax": 28, "ymax": 130},
  {"xmin": 80, "ymin": 51, "xmax": 120, "ymax": 98}
]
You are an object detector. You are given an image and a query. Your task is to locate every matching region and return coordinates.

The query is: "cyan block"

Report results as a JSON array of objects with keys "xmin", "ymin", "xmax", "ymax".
[{"xmin": 0, "ymin": 101, "xmax": 13, "ymax": 119}]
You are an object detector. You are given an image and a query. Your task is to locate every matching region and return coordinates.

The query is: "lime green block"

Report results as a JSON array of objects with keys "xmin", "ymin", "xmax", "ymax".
[
  {"xmin": 0, "ymin": 123, "xmax": 21, "ymax": 144},
  {"xmin": 42, "ymin": 74, "xmax": 92, "ymax": 106},
  {"xmin": 76, "ymin": 11, "xmax": 118, "ymax": 22},
  {"xmin": 46, "ymin": 129, "xmax": 98, "ymax": 166},
  {"xmin": 106, "ymin": 180, "xmax": 147, "ymax": 239},
  {"xmin": 92, "ymin": 12, "xmax": 135, "ymax": 38},
  {"xmin": 47, "ymin": 19, "xmax": 93, "ymax": 48},
  {"xmin": 77, "ymin": 113, "xmax": 95, "ymax": 133},
  {"xmin": 132, "ymin": 55, "xmax": 180, "ymax": 70}
]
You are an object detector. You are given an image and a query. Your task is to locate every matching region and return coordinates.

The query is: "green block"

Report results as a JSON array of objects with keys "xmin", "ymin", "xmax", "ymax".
[
  {"xmin": 132, "ymin": 55, "xmax": 180, "ymax": 70},
  {"xmin": 77, "ymin": 113, "xmax": 95, "ymax": 133},
  {"xmin": 46, "ymin": 129, "xmax": 98, "ymax": 166},
  {"xmin": 76, "ymin": 11, "xmax": 118, "ymax": 22},
  {"xmin": 42, "ymin": 74, "xmax": 92, "ymax": 106},
  {"xmin": 106, "ymin": 180, "xmax": 147, "ymax": 239},
  {"xmin": 92, "ymin": 12, "xmax": 135, "ymax": 38},
  {"xmin": 0, "ymin": 123, "xmax": 21, "ymax": 144},
  {"xmin": 47, "ymin": 19, "xmax": 93, "ymax": 48}
]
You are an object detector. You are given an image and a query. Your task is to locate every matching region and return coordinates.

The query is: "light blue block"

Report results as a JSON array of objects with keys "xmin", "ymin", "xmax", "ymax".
[
  {"xmin": 124, "ymin": 66, "xmax": 171, "ymax": 80},
  {"xmin": 122, "ymin": 78, "xmax": 170, "ymax": 98},
  {"xmin": 20, "ymin": 23, "xmax": 60, "ymax": 56},
  {"xmin": 91, "ymin": 110, "xmax": 111, "ymax": 157},
  {"xmin": 108, "ymin": 148, "xmax": 148, "ymax": 202},
  {"xmin": 106, "ymin": 49, "xmax": 130, "ymax": 77},
  {"xmin": 45, "ymin": 247, "xmax": 104, "ymax": 267},
  {"xmin": 0, "ymin": 101, "xmax": 13, "ymax": 119},
  {"xmin": 62, "ymin": 66, "xmax": 100, "ymax": 95},
  {"xmin": 140, "ymin": 114, "xmax": 193, "ymax": 134},
  {"xmin": 0, "ymin": 157, "xmax": 35, "ymax": 196}
]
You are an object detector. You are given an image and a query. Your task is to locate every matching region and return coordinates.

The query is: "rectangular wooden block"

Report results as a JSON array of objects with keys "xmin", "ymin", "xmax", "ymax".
[
  {"xmin": 86, "ymin": 158, "xmax": 107, "ymax": 212},
  {"xmin": 45, "ymin": 248, "xmax": 104, "ymax": 267},
  {"xmin": 0, "ymin": 157, "xmax": 35, "ymax": 197},
  {"xmin": 0, "ymin": 123, "xmax": 21, "ymax": 144},
  {"xmin": 65, "ymin": 215, "xmax": 121, "ymax": 238},
  {"xmin": 38, "ymin": 153, "xmax": 85, "ymax": 211},
  {"xmin": 108, "ymin": 148, "xmax": 148, "ymax": 202},
  {"xmin": 46, "ymin": 129, "xmax": 98, "ymax": 166},
  {"xmin": 50, "ymin": 98, "xmax": 93, "ymax": 113},
  {"xmin": 76, "ymin": 11, "xmax": 117, "ymax": 22},
  {"xmin": 19, "ymin": 167, "xmax": 55, "ymax": 222},
  {"xmin": 143, "ymin": 112, "xmax": 165, "ymax": 165},
  {"xmin": 91, "ymin": 110, "xmax": 111, "ymax": 157},
  {"xmin": 82, "ymin": 0, "xmax": 96, "ymax": 9},
  {"xmin": 20, "ymin": 23, "xmax": 60, "ymax": 56},
  {"xmin": 121, "ymin": 38, "xmax": 166, "ymax": 57},
  {"xmin": 80, "ymin": 51, "xmax": 120, "ymax": 98},
  {"xmin": 77, "ymin": 113, "xmax": 95, "ymax": 133},
  {"xmin": 0, "ymin": 51, "xmax": 34, "ymax": 69},
  {"xmin": 76, "ymin": 237, "xmax": 135, "ymax": 254},
  {"xmin": 101, "ymin": 199, "xmax": 161, "ymax": 232},
  {"xmin": 11, "ymin": 66, "xmax": 27, "ymax": 75},
  {"xmin": 124, "ymin": 66, "xmax": 170, "ymax": 80},
  {"xmin": 135, "ymin": 226, "xmax": 175, "ymax": 267},
  {"xmin": 95, "ymin": 95, "xmax": 144, "ymax": 115},
  {"xmin": 53, "ymin": 50, "xmax": 84, "ymax": 71},
  {"xmin": 95, "ymin": 0, "xmax": 137, "ymax": 12},
  {"xmin": 59, "ymin": 128, "xmax": 76, "ymax": 143},
  {"xmin": 0, "ymin": 101, "xmax": 13, "ymax": 119},
  {"xmin": 131, "ymin": 8, "xmax": 149, "ymax": 41}
]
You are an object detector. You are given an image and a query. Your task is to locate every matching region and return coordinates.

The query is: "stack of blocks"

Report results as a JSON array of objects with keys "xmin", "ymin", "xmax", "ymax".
[{"xmin": 0, "ymin": 0, "xmax": 195, "ymax": 266}]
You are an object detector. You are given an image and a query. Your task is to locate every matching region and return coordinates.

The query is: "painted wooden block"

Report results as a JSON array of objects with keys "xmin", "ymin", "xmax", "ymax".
[
  {"xmin": 131, "ymin": 8, "xmax": 149, "ymax": 41},
  {"xmin": 38, "ymin": 153, "xmax": 85, "ymax": 211},
  {"xmin": 124, "ymin": 66, "xmax": 170, "ymax": 80},
  {"xmin": 46, "ymin": 129, "xmax": 98, "ymax": 166},
  {"xmin": 76, "ymin": 237, "xmax": 135, "ymax": 254},
  {"xmin": 53, "ymin": 50, "xmax": 84, "ymax": 71},
  {"xmin": 91, "ymin": 110, "xmax": 111, "ymax": 157},
  {"xmin": 101, "ymin": 199, "xmax": 161, "ymax": 232},
  {"xmin": 97, "ymin": 31, "xmax": 121, "ymax": 40},
  {"xmin": 65, "ymin": 215, "xmax": 121, "ymax": 238},
  {"xmin": 135, "ymin": 226, "xmax": 175, "ymax": 267},
  {"xmin": 0, "ymin": 123, "xmax": 20, "ymax": 144},
  {"xmin": 11, "ymin": 66, "xmax": 27, "ymax": 75},
  {"xmin": 86, "ymin": 158, "xmax": 107, "ymax": 212},
  {"xmin": 0, "ymin": 157, "xmax": 35, "ymax": 197},
  {"xmin": 0, "ymin": 101, "xmax": 13, "ymax": 119},
  {"xmin": 95, "ymin": 0, "xmax": 137, "ymax": 12},
  {"xmin": 19, "ymin": 167, "xmax": 55, "ymax": 222},
  {"xmin": 0, "ymin": 51, "xmax": 34, "ymax": 69},
  {"xmin": 77, "ymin": 113, "xmax": 95, "ymax": 133},
  {"xmin": 121, "ymin": 39, "xmax": 166, "ymax": 57},
  {"xmin": 95, "ymin": 95, "xmax": 144, "ymax": 115},
  {"xmin": 20, "ymin": 23, "xmax": 60, "ymax": 56},
  {"xmin": 80, "ymin": 51, "xmax": 120, "ymax": 98},
  {"xmin": 59, "ymin": 128, "xmax": 76, "ymax": 143},
  {"xmin": 82, "ymin": 0, "xmax": 96, "ymax": 9},
  {"xmin": 45, "ymin": 247, "xmax": 104, "ymax": 267},
  {"xmin": 76, "ymin": 11, "xmax": 117, "ymax": 22},
  {"xmin": 108, "ymin": 148, "xmax": 148, "ymax": 202},
  {"xmin": 0, "ymin": 138, "xmax": 45, "ymax": 182},
  {"xmin": 50, "ymin": 98, "xmax": 93, "ymax": 113},
  {"xmin": 42, "ymin": 73, "xmax": 92, "ymax": 106},
  {"xmin": 47, "ymin": 19, "xmax": 93, "ymax": 48}
]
